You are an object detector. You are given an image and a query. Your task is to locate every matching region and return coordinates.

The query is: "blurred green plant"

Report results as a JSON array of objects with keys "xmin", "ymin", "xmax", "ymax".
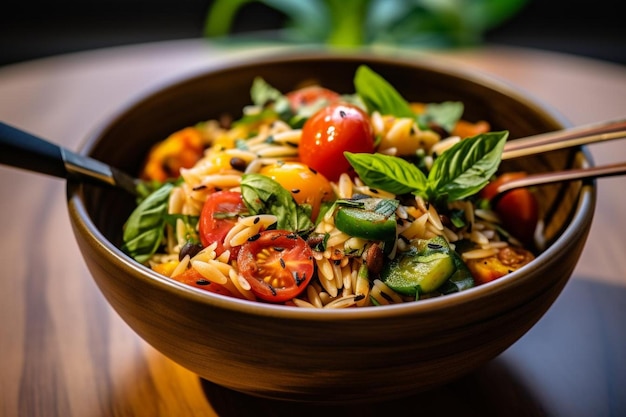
[{"xmin": 204, "ymin": 0, "xmax": 528, "ymax": 48}]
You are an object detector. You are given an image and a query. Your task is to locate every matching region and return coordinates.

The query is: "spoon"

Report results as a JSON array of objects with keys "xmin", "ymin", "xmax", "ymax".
[{"xmin": 0, "ymin": 121, "xmax": 140, "ymax": 195}]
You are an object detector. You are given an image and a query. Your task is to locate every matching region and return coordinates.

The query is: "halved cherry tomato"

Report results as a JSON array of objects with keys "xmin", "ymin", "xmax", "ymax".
[
  {"xmin": 171, "ymin": 268, "xmax": 240, "ymax": 297},
  {"xmin": 259, "ymin": 161, "xmax": 335, "ymax": 220},
  {"xmin": 299, "ymin": 103, "xmax": 375, "ymax": 181},
  {"xmin": 480, "ymin": 172, "xmax": 539, "ymax": 246},
  {"xmin": 237, "ymin": 230, "xmax": 314, "ymax": 303},
  {"xmin": 286, "ymin": 85, "xmax": 340, "ymax": 112},
  {"xmin": 199, "ymin": 191, "xmax": 248, "ymax": 259}
]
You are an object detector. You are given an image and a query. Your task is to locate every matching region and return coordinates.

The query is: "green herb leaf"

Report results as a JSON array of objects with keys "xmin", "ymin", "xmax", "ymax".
[
  {"xmin": 248, "ymin": 77, "xmax": 292, "ymax": 121},
  {"xmin": 233, "ymin": 107, "xmax": 280, "ymax": 128},
  {"xmin": 164, "ymin": 214, "xmax": 200, "ymax": 244},
  {"xmin": 427, "ymin": 131, "xmax": 508, "ymax": 201},
  {"xmin": 418, "ymin": 101, "xmax": 464, "ymax": 132},
  {"xmin": 250, "ymin": 76, "xmax": 284, "ymax": 106},
  {"xmin": 122, "ymin": 182, "xmax": 174, "ymax": 264},
  {"xmin": 346, "ymin": 131, "xmax": 508, "ymax": 203},
  {"xmin": 353, "ymin": 65, "xmax": 415, "ymax": 118},
  {"xmin": 344, "ymin": 151, "xmax": 428, "ymax": 195},
  {"xmin": 240, "ymin": 173, "xmax": 314, "ymax": 234}
]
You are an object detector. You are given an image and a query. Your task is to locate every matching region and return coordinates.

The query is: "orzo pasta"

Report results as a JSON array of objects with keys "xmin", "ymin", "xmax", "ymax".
[{"xmin": 122, "ymin": 65, "xmax": 537, "ymax": 308}]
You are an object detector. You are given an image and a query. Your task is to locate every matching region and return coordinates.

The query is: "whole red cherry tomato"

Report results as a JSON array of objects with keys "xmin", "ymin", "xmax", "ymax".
[
  {"xmin": 299, "ymin": 103, "xmax": 375, "ymax": 182},
  {"xmin": 237, "ymin": 230, "xmax": 314, "ymax": 303},
  {"xmin": 480, "ymin": 172, "xmax": 539, "ymax": 246}
]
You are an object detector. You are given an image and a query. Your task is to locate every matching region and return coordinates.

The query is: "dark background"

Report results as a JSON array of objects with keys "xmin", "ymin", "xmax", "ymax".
[{"xmin": 1, "ymin": 0, "xmax": 624, "ymax": 67}]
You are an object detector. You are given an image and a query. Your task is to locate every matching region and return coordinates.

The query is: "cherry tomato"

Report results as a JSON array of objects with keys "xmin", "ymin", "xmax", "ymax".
[
  {"xmin": 259, "ymin": 161, "xmax": 335, "ymax": 220},
  {"xmin": 171, "ymin": 268, "xmax": 240, "ymax": 297},
  {"xmin": 199, "ymin": 191, "xmax": 248, "ymax": 259},
  {"xmin": 299, "ymin": 103, "xmax": 375, "ymax": 181},
  {"xmin": 286, "ymin": 85, "xmax": 340, "ymax": 112},
  {"xmin": 480, "ymin": 172, "xmax": 539, "ymax": 246},
  {"xmin": 237, "ymin": 230, "xmax": 314, "ymax": 303}
]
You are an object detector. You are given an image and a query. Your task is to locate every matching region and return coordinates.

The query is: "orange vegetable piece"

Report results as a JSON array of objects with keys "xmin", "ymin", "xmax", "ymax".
[{"xmin": 141, "ymin": 127, "xmax": 204, "ymax": 181}]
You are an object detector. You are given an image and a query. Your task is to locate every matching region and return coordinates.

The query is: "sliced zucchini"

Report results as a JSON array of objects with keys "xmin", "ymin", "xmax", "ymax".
[{"xmin": 380, "ymin": 236, "xmax": 456, "ymax": 296}]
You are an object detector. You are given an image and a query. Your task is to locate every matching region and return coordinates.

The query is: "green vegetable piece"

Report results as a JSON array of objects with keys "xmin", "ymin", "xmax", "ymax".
[
  {"xmin": 380, "ymin": 236, "xmax": 456, "ymax": 296},
  {"xmin": 345, "ymin": 131, "xmax": 508, "ymax": 203},
  {"xmin": 353, "ymin": 65, "xmax": 415, "ymax": 118},
  {"xmin": 438, "ymin": 250, "xmax": 475, "ymax": 294},
  {"xmin": 418, "ymin": 101, "xmax": 464, "ymax": 133},
  {"xmin": 427, "ymin": 131, "xmax": 508, "ymax": 202},
  {"xmin": 240, "ymin": 173, "xmax": 314, "ymax": 234},
  {"xmin": 344, "ymin": 151, "xmax": 428, "ymax": 196},
  {"xmin": 122, "ymin": 182, "xmax": 174, "ymax": 264},
  {"xmin": 335, "ymin": 206, "xmax": 396, "ymax": 242},
  {"xmin": 334, "ymin": 197, "xmax": 398, "ymax": 253}
]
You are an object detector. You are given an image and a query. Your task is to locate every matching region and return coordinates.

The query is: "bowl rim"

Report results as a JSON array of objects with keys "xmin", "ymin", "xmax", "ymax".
[{"xmin": 68, "ymin": 48, "xmax": 595, "ymax": 321}]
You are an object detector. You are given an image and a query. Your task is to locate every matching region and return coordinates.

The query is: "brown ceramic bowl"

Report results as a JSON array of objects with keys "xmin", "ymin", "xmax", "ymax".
[{"xmin": 67, "ymin": 50, "xmax": 595, "ymax": 404}]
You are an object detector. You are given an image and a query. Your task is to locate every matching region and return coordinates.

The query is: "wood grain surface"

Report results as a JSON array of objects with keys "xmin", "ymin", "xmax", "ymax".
[{"xmin": 1, "ymin": 41, "xmax": 625, "ymax": 416}]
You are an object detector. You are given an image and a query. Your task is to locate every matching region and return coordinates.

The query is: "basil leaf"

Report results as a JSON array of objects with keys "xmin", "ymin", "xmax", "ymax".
[
  {"xmin": 122, "ymin": 182, "xmax": 174, "ymax": 264},
  {"xmin": 248, "ymin": 77, "xmax": 292, "ymax": 121},
  {"xmin": 353, "ymin": 65, "xmax": 414, "ymax": 118},
  {"xmin": 344, "ymin": 152, "xmax": 428, "ymax": 195},
  {"xmin": 250, "ymin": 76, "xmax": 284, "ymax": 106},
  {"xmin": 240, "ymin": 174, "xmax": 314, "ymax": 234},
  {"xmin": 418, "ymin": 101, "xmax": 464, "ymax": 132},
  {"xmin": 427, "ymin": 131, "xmax": 508, "ymax": 201}
]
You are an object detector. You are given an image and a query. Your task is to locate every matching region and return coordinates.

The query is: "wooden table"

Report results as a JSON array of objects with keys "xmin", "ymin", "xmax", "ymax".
[{"xmin": 1, "ymin": 41, "xmax": 625, "ymax": 416}]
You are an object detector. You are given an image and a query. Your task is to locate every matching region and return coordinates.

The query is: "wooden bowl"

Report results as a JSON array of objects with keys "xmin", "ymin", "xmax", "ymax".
[{"xmin": 67, "ymin": 50, "xmax": 595, "ymax": 404}]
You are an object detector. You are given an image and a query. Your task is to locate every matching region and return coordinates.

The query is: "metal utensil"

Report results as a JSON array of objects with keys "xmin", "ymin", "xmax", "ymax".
[{"xmin": 498, "ymin": 117, "xmax": 626, "ymax": 194}]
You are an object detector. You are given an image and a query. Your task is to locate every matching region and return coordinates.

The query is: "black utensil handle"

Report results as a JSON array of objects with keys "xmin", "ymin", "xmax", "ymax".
[
  {"xmin": 0, "ymin": 121, "xmax": 67, "ymax": 178},
  {"xmin": 0, "ymin": 121, "xmax": 117, "ymax": 187}
]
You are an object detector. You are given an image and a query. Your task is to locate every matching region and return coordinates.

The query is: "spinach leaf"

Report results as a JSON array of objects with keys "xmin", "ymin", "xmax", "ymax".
[
  {"xmin": 353, "ymin": 65, "xmax": 414, "ymax": 118},
  {"xmin": 427, "ymin": 131, "xmax": 508, "ymax": 201},
  {"xmin": 240, "ymin": 174, "xmax": 314, "ymax": 234},
  {"xmin": 122, "ymin": 182, "xmax": 174, "ymax": 264},
  {"xmin": 344, "ymin": 151, "xmax": 428, "ymax": 196}
]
